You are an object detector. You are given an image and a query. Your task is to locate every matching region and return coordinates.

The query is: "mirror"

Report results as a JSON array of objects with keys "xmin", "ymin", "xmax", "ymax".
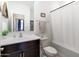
[
  {"xmin": 13, "ymin": 13, "xmax": 24, "ymax": 32},
  {"xmin": 17, "ymin": 19, "xmax": 24, "ymax": 31},
  {"xmin": 8, "ymin": 1, "xmax": 34, "ymax": 32},
  {"xmin": 30, "ymin": 20, "xmax": 34, "ymax": 31},
  {"xmin": 0, "ymin": 1, "xmax": 34, "ymax": 33}
]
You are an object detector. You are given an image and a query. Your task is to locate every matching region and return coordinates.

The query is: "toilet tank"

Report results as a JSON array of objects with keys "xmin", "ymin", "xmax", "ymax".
[{"xmin": 40, "ymin": 37, "xmax": 49, "ymax": 47}]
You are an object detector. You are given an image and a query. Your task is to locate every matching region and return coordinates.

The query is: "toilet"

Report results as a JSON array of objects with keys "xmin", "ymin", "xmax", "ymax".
[
  {"xmin": 43, "ymin": 46, "xmax": 57, "ymax": 57},
  {"xmin": 39, "ymin": 20, "xmax": 57, "ymax": 57},
  {"xmin": 40, "ymin": 36, "xmax": 58, "ymax": 57}
]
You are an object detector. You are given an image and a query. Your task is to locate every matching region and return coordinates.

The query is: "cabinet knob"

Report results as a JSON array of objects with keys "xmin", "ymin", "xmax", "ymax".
[{"xmin": 0, "ymin": 48, "xmax": 4, "ymax": 51}]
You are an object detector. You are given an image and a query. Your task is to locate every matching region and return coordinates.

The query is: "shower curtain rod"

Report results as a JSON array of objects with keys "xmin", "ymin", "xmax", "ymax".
[{"xmin": 50, "ymin": 1, "xmax": 75, "ymax": 13}]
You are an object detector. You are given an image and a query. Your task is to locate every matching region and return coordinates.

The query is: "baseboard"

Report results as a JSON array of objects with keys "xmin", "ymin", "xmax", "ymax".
[{"xmin": 52, "ymin": 42, "xmax": 79, "ymax": 57}]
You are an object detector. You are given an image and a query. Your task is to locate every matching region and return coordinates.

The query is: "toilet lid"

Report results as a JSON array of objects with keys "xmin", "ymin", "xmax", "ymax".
[{"xmin": 43, "ymin": 46, "xmax": 57, "ymax": 54}]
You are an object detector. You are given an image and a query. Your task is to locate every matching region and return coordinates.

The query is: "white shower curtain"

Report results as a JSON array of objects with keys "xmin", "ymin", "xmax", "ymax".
[{"xmin": 50, "ymin": 1, "xmax": 79, "ymax": 53}]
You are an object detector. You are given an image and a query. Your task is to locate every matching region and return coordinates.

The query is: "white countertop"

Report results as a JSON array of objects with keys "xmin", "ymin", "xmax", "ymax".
[{"xmin": 0, "ymin": 32, "xmax": 41, "ymax": 46}]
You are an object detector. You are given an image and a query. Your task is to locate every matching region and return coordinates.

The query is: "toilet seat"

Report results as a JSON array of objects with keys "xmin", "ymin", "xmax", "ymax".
[{"xmin": 43, "ymin": 46, "xmax": 57, "ymax": 56}]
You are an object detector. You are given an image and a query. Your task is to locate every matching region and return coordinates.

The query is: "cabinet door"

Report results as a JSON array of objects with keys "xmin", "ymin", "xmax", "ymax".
[
  {"xmin": 20, "ymin": 40, "xmax": 40, "ymax": 57},
  {"xmin": 1, "ymin": 43, "xmax": 22, "ymax": 57}
]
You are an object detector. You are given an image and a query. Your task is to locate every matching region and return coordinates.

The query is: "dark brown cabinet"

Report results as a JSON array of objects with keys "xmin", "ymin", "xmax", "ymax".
[
  {"xmin": 1, "ymin": 43, "xmax": 22, "ymax": 57},
  {"xmin": 1, "ymin": 39, "xmax": 40, "ymax": 57}
]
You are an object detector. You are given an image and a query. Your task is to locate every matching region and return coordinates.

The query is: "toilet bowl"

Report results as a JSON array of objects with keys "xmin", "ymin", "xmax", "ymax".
[
  {"xmin": 40, "ymin": 36, "xmax": 58, "ymax": 57},
  {"xmin": 43, "ymin": 46, "xmax": 57, "ymax": 57}
]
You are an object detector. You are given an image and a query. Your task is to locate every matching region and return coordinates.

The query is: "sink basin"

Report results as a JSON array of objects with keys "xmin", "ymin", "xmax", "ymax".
[{"xmin": 0, "ymin": 32, "xmax": 40, "ymax": 46}]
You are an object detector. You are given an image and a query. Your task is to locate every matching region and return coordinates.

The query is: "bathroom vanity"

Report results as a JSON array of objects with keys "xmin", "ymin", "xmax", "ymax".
[
  {"xmin": 0, "ymin": 32, "xmax": 40, "ymax": 57},
  {"xmin": 1, "ymin": 39, "xmax": 40, "ymax": 57}
]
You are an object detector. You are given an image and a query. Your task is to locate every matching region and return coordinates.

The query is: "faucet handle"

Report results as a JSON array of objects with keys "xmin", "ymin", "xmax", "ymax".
[{"xmin": 0, "ymin": 48, "xmax": 4, "ymax": 51}]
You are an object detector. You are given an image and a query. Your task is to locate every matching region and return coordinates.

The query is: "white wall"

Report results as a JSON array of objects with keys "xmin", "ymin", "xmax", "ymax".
[
  {"xmin": 34, "ymin": 1, "xmax": 69, "ymax": 45},
  {"xmin": 34, "ymin": 1, "xmax": 70, "ymax": 22},
  {"xmin": 8, "ymin": 1, "xmax": 30, "ymax": 32},
  {"xmin": 51, "ymin": 1, "xmax": 79, "ymax": 53},
  {"xmin": 34, "ymin": 1, "xmax": 59, "ymax": 46},
  {"xmin": 34, "ymin": 1, "xmax": 58, "ymax": 34}
]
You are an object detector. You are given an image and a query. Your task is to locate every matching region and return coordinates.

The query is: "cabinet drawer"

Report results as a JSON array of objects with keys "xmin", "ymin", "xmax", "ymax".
[{"xmin": 20, "ymin": 40, "xmax": 40, "ymax": 50}]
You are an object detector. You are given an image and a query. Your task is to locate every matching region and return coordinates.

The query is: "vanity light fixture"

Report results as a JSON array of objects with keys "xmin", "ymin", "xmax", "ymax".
[{"xmin": 2, "ymin": 2, "xmax": 8, "ymax": 18}]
